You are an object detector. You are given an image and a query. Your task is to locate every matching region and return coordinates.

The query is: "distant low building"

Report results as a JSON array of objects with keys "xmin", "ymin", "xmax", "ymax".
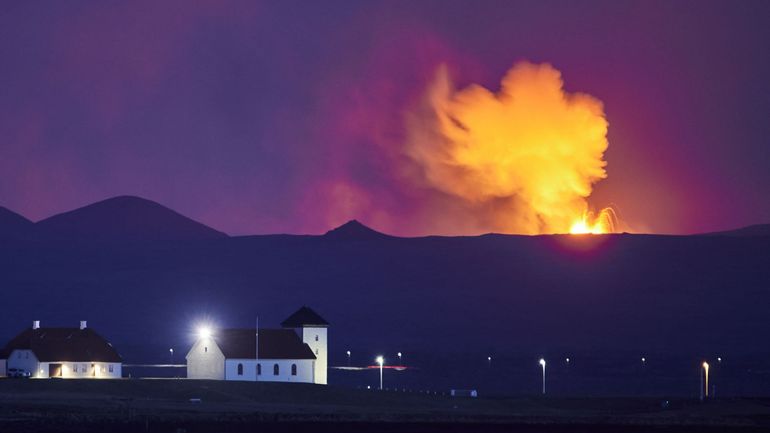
[
  {"xmin": 186, "ymin": 306, "xmax": 329, "ymax": 384},
  {"xmin": 0, "ymin": 321, "xmax": 122, "ymax": 378}
]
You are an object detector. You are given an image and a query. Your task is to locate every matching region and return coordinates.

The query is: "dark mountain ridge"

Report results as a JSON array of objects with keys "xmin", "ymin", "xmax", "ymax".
[
  {"xmin": 0, "ymin": 195, "xmax": 767, "ymax": 241},
  {"xmin": 323, "ymin": 219, "xmax": 392, "ymax": 240},
  {"xmin": 28, "ymin": 196, "xmax": 227, "ymax": 242},
  {"xmin": 0, "ymin": 206, "xmax": 33, "ymax": 239},
  {"xmin": 705, "ymin": 223, "xmax": 770, "ymax": 237}
]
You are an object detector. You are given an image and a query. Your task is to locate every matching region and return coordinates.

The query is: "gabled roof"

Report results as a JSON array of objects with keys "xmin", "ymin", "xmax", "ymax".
[
  {"xmin": 281, "ymin": 306, "xmax": 329, "ymax": 328},
  {"xmin": 212, "ymin": 328, "xmax": 316, "ymax": 360},
  {"xmin": 0, "ymin": 327, "xmax": 122, "ymax": 363}
]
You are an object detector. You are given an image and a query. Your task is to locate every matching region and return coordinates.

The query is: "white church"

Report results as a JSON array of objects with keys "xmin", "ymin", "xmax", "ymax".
[{"xmin": 186, "ymin": 306, "xmax": 328, "ymax": 384}]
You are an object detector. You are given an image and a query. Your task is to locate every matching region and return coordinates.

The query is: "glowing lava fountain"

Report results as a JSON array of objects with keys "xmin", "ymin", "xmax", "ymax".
[{"xmin": 569, "ymin": 207, "xmax": 618, "ymax": 235}]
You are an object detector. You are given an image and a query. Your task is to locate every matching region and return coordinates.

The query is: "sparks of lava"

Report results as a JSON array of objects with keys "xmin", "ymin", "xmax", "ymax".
[{"xmin": 569, "ymin": 207, "xmax": 617, "ymax": 234}]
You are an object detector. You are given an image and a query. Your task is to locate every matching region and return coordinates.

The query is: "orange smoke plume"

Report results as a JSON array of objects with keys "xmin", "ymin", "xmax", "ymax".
[{"xmin": 406, "ymin": 62, "xmax": 617, "ymax": 234}]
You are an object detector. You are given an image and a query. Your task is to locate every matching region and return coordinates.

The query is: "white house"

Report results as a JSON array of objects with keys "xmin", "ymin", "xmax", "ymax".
[
  {"xmin": 186, "ymin": 306, "xmax": 329, "ymax": 384},
  {"xmin": 0, "ymin": 321, "xmax": 122, "ymax": 379}
]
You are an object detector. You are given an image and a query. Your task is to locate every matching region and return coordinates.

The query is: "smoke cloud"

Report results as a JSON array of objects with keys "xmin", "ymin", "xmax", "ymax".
[{"xmin": 404, "ymin": 62, "xmax": 612, "ymax": 234}]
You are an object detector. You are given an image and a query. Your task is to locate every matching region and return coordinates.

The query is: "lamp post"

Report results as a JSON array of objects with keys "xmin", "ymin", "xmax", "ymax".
[
  {"xmin": 539, "ymin": 358, "xmax": 546, "ymax": 395},
  {"xmin": 346, "ymin": 350, "xmax": 351, "ymax": 367},
  {"xmin": 169, "ymin": 348, "xmax": 174, "ymax": 364},
  {"xmin": 703, "ymin": 362, "xmax": 710, "ymax": 398},
  {"xmin": 376, "ymin": 356, "xmax": 384, "ymax": 390},
  {"xmin": 397, "ymin": 352, "xmax": 402, "ymax": 365}
]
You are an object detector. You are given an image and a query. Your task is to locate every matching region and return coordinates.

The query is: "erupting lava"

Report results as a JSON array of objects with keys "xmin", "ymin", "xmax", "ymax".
[
  {"xmin": 569, "ymin": 207, "xmax": 617, "ymax": 234},
  {"xmin": 406, "ymin": 62, "xmax": 621, "ymax": 235}
]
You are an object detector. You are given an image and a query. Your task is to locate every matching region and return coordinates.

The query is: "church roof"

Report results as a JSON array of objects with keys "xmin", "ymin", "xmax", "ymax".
[
  {"xmin": 213, "ymin": 328, "xmax": 316, "ymax": 360},
  {"xmin": 0, "ymin": 327, "xmax": 122, "ymax": 363},
  {"xmin": 281, "ymin": 306, "xmax": 329, "ymax": 328}
]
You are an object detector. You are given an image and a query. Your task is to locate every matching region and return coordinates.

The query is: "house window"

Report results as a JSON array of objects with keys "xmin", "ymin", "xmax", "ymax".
[
  {"xmin": 257, "ymin": 364, "xmax": 262, "ymax": 375},
  {"xmin": 291, "ymin": 364, "xmax": 297, "ymax": 376},
  {"xmin": 73, "ymin": 364, "xmax": 78, "ymax": 373},
  {"xmin": 273, "ymin": 364, "xmax": 279, "ymax": 375},
  {"xmin": 315, "ymin": 335, "xmax": 319, "ymax": 341},
  {"xmin": 82, "ymin": 364, "xmax": 87, "ymax": 372},
  {"xmin": 237, "ymin": 363, "xmax": 243, "ymax": 376},
  {"xmin": 315, "ymin": 349, "xmax": 319, "ymax": 355},
  {"xmin": 204, "ymin": 346, "xmax": 208, "ymax": 353},
  {"xmin": 109, "ymin": 364, "xmax": 114, "ymax": 373}
]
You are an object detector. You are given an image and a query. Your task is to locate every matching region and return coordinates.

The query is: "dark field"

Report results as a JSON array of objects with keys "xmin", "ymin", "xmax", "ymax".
[{"xmin": 1, "ymin": 379, "xmax": 770, "ymax": 432}]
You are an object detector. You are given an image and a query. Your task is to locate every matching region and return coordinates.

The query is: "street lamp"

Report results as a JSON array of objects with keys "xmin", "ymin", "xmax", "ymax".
[
  {"xmin": 346, "ymin": 350, "xmax": 351, "ymax": 366},
  {"xmin": 397, "ymin": 352, "xmax": 402, "ymax": 365},
  {"xmin": 703, "ymin": 362, "xmax": 710, "ymax": 398},
  {"xmin": 539, "ymin": 358, "xmax": 546, "ymax": 395},
  {"xmin": 169, "ymin": 348, "xmax": 174, "ymax": 364},
  {"xmin": 376, "ymin": 356, "xmax": 384, "ymax": 390}
]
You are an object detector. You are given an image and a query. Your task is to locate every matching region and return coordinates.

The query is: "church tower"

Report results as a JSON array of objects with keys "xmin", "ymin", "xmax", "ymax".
[{"xmin": 282, "ymin": 306, "xmax": 329, "ymax": 384}]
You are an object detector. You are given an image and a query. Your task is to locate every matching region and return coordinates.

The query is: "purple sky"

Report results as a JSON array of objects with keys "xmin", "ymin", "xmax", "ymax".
[{"xmin": 1, "ymin": 0, "xmax": 768, "ymax": 235}]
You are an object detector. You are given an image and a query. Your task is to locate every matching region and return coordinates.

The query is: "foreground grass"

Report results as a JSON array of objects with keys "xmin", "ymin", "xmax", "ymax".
[{"xmin": 0, "ymin": 379, "xmax": 769, "ymax": 432}]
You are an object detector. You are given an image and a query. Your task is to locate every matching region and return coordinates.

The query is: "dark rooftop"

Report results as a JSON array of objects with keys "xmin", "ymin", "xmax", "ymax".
[
  {"xmin": 281, "ymin": 306, "xmax": 329, "ymax": 328},
  {"xmin": 213, "ymin": 328, "xmax": 316, "ymax": 360},
  {"xmin": 0, "ymin": 327, "xmax": 122, "ymax": 363}
]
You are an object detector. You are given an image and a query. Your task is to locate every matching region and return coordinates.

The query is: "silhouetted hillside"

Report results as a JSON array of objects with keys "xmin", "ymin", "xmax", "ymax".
[
  {"xmin": 706, "ymin": 223, "xmax": 770, "ymax": 237},
  {"xmin": 33, "ymin": 196, "xmax": 227, "ymax": 242},
  {"xmin": 324, "ymin": 220, "xmax": 392, "ymax": 240},
  {"xmin": 0, "ymin": 207, "xmax": 32, "ymax": 239}
]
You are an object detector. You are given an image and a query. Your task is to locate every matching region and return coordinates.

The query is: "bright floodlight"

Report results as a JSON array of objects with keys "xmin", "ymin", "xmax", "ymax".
[
  {"xmin": 398, "ymin": 352, "xmax": 402, "ymax": 357},
  {"xmin": 539, "ymin": 358, "xmax": 546, "ymax": 366},
  {"xmin": 346, "ymin": 350, "xmax": 351, "ymax": 356},
  {"xmin": 198, "ymin": 326, "xmax": 212, "ymax": 339}
]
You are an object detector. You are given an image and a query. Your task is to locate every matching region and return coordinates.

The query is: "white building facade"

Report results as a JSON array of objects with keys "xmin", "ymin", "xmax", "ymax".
[
  {"xmin": 281, "ymin": 307, "xmax": 329, "ymax": 385},
  {"xmin": 186, "ymin": 306, "xmax": 328, "ymax": 385},
  {"xmin": 0, "ymin": 321, "xmax": 122, "ymax": 379}
]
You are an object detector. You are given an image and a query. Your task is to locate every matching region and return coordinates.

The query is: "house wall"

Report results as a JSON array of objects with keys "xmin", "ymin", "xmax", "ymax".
[
  {"xmin": 7, "ymin": 350, "xmax": 39, "ymax": 377},
  {"xmin": 37, "ymin": 361, "xmax": 122, "ymax": 379},
  {"xmin": 0, "ymin": 359, "xmax": 6, "ymax": 377},
  {"xmin": 186, "ymin": 337, "xmax": 225, "ymax": 380},
  {"xmin": 301, "ymin": 327, "xmax": 327, "ymax": 384},
  {"xmin": 224, "ymin": 359, "xmax": 314, "ymax": 383}
]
